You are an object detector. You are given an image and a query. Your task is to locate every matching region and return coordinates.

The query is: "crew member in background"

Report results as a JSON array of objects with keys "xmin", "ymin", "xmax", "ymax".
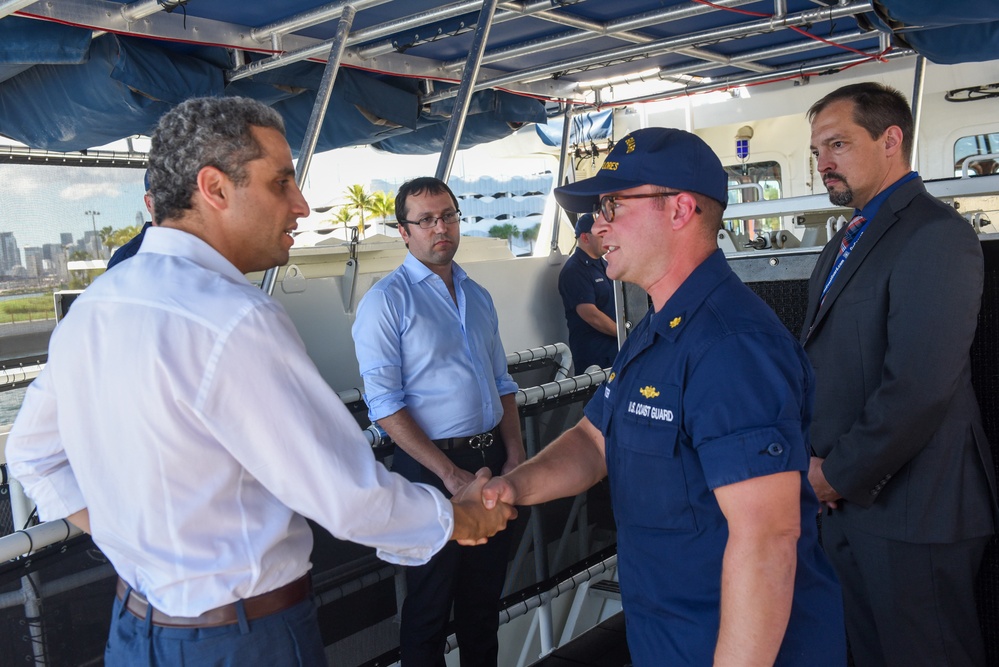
[
  {"xmin": 558, "ymin": 211, "xmax": 618, "ymax": 372},
  {"xmin": 353, "ymin": 176, "xmax": 525, "ymax": 667},
  {"xmin": 106, "ymin": 169, "xmax": 155, "ymax": 269},
  {"xmin": 6, "ymin": 97, "xmax": 514, "ymax": 667},
  {"xmin": 483, "ymin": 127, "xmax": 845, "ymax": 667},
  {"xmin": 803, "ymin": 81, "xmax": 997, "ymax": 667}
]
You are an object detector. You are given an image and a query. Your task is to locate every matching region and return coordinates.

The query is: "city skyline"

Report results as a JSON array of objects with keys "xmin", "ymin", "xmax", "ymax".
[{"xmin": 0, "ymin": 162, "xmax": 147, "ymax": 262}]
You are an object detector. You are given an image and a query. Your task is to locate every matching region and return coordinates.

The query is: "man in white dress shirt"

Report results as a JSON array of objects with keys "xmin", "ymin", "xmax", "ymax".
[{"xmin": 5, "ymin": 96, "xmax": 514, "ymax": 667}]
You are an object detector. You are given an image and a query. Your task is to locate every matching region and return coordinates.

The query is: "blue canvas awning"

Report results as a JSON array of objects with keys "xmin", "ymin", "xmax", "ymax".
[
  {"xmin": 869, "ymin": 0, "xmax": 999, "ymax": 65},
  {"xmin": 1, "ymin": 0, "xmax": 998, "ymax": 154}
]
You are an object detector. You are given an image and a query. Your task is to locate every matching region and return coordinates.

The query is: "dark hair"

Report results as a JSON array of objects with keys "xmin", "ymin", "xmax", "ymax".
[
  {"xmin": 148, "ymin": 96, "xmax": 286, "ymax": 222},
  {"xmin": 395, "ymin": 177, "xmax": 460, "ymax": 226},
  {"xmin": 807, "ymin": 82, "xmax": 913, "ymax": 163}
]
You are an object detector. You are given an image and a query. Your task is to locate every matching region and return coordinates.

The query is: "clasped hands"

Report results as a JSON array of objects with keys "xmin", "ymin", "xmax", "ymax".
[{"xmin": 449, "ymin": 468, "xmax": 519, "ymax": 546}]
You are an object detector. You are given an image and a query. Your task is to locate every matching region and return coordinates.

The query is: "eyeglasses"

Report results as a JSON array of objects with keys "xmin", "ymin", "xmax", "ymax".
[
  {"xmin": 595, "ymin": 191, "xmax": 699, "ymax": 223},
  {"xmin": 401, "ymin": 210, "xmax": 461, "ymax": 229}
]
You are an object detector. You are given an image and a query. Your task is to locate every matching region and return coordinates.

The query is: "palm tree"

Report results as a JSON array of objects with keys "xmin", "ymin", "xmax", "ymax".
[
  {"xmin": 110, "ymin": 225, "xmax": 143, "ymax": 252},
  {"xmin": 328, "ymin": 206, "xmax": 355, "ymax": 235},
  {"xmin": 488, "ymin": 223, "xmax": 520, "ymax": 252},
  {"xmin": 368, "ymin": 191, "xmax": 396, "ymax": 234},
  {"xmin": 521, "ymin": 223, "xmax": 540, "ymax": 253},
  {"xmin": 68, "ymin": 249, "xmax": 97, "ymax": 288},
  {"xmin": 98, "ymin": 225, "xmax": 115, "ymax": 259},
  {"xmin": 344, "ymin": 184, "xmax": 376, "ymax": 238}
]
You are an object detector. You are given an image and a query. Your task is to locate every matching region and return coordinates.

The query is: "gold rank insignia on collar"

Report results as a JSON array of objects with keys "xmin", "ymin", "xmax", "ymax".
[
  {"xmin": 608, "ymin": 372, "xmax": 616, "ymax": 382},
  {"xmin": 640, "ymin": 386, "xmax": 660, "ymax": 399},
  {"xmin": 670, "ymin": 316, "xmax": 682, "ymax": 328}
]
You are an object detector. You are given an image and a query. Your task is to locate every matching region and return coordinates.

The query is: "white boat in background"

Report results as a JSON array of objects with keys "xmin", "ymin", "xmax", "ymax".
[{"xmin": 2, "ymin": 1, "xmax": 999, "ymax": 665}]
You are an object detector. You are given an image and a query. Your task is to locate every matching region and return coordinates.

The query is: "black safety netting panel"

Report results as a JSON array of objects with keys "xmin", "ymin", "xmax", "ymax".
[
  {"xmin": 0, "ymin": 469, "xmax": 13, "ymax": 537},
  {"xmin": 970, "ymin": 241, "xmax": 999, "ymax": 667}
]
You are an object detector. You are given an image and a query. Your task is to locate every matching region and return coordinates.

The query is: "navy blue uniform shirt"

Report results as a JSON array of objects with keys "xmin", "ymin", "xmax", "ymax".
[
  {"xmin": 106, "ymin": 221, "xmax": 152, "ymax": 270},
  {"xmin": 558, "ymin": 247, "xmax": 618, "ymax": 371},
  {"xmin": 584, "ymin": 249, "xmax": 845, "ymax": 666}
]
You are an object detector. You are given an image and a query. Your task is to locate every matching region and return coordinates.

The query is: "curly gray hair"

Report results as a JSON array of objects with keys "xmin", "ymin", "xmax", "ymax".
[{"xmin": 148, "ymin": 96, "xmax": 286, "ymax": 222}]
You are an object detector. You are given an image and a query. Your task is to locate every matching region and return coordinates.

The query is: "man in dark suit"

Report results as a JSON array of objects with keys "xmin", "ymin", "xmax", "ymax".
[{"xmin": 803, "ymin": 81, "xmax": 997, "ymax": 666}]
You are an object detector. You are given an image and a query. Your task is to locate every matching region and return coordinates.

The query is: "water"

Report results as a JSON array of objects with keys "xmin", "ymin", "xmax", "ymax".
[{"xmin": 0, "ymin": 387, "xmax": 26, "ymax": 427}]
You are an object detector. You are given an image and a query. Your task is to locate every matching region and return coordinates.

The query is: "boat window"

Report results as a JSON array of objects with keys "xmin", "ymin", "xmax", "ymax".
[
  {"xmin": 954, "ymin": 133, "xmax": 999, "ymax": 176},
  {"xmin": 723, "ymin": 160, "xmax": 783, "ymax": 237}
]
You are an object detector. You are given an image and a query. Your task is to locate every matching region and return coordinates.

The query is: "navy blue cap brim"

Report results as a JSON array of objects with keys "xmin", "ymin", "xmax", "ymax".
[{"xmin": 554, "ymin": 172, "xmax": 650, "ymax": 213}]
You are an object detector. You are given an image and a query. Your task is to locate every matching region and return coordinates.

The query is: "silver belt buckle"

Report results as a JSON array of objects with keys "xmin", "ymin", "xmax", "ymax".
[{"xmin": 469, "ymin": 431, "xmax": 494, "ymax": 450}]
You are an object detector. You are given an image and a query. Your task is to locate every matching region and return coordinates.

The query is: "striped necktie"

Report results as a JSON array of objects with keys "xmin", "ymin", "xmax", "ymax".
[
  {"xmin": 819, "ymin": 214, "xmax": 866, "ymax": 307},
  {"xmin": 836, "ymin": 214, "xmax": 866, "ymax": 261}
]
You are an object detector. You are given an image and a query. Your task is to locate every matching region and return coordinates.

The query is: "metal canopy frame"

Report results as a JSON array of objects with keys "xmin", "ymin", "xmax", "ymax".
[{"xmin": 10, "ymin": 0, "xmax": 895, "ymax": 105}]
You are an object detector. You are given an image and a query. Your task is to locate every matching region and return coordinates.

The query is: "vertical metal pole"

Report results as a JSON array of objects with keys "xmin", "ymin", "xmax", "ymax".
[
  {"xmin": 910, "ymin": 55, "xmax": 926, "ymax": 170},
  {"xmin": 550, "ymin": 106, "xmax": 575, "ymax": 253},
  {"xmin": 524, "ymin": 413, "xmax": 554, "ymax": 655},
  {"xmin": 261, "ymin": 5, "xmax": 356, "ymax": 296},
  {"xmin": 9, "ymin": 475, "xmax": 35, "ymax": 532},
  {"xmin": 9, "ymin": 477, "xmax": 46, "ymax": 665},
  {"xmin": 434, "ymin": 0, "xmax": 500, "ymax": 182}
]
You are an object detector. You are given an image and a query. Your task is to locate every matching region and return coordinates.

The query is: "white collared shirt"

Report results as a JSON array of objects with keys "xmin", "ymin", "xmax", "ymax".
[{"xmin": 6, "ymin": 227, "xmax": 452, "ymax": 616}]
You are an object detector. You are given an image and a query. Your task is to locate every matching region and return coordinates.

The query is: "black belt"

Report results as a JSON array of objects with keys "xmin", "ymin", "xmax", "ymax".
[{"xmin": 433, "ymin": 428, "xmax": 499, "ymax": 451}]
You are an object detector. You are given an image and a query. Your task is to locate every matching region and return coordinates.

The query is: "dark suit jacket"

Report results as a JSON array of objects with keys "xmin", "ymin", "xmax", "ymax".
[{"xmin": 801, "ymin": 177, "xmax": 996, "ymax": 543}]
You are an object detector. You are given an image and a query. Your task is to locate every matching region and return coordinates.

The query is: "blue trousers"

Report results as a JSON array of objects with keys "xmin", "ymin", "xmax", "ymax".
[{"xmin": 104, "ymin": 591, "xmax": 327, "ymax": 666}]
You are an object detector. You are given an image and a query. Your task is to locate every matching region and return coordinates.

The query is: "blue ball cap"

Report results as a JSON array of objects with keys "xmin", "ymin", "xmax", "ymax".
[
  {"xmin": 574, "ymin": 212, "xmax": 595, "ymax": 237},
  {"xmin": 554, "ymin": 127, "xmax": 728, "ymax": 213},
  {"xmin": 143, "ymin": 169, "xmax": 151, "ymax": 192}
]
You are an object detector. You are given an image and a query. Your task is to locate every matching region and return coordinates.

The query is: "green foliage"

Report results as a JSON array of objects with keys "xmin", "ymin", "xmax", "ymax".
[
  {"xmin": 99, "ymin": 225, "xmax": 115, "ymax": 258},
  {"xmin": 110, "ymin": 225, "xmax": 143, "ymax": 250},
  {"xmin": 369, "ymin": 191, "xmax": 395, "ymax": 224},
  {"xmin": 488, "ymin": 223, "xmax": 520, "ymax": 251},
  {"xmin": 344, "ymin": 184, "xmax": 376, "ymax": 238},
  {"xmin": 0, "ymin": 295, "xmax": 55, "ymax": 323},
  {"xmin": 521, "ymin": 223, "xmax": 540, "ymax": 248},
  {"xmin": 67, "ymin": 249, "xmax": 100, "ymax": 288},
  {"xmin": 326, "ymin": 206, "xmax": 355, "ymax": 231}
]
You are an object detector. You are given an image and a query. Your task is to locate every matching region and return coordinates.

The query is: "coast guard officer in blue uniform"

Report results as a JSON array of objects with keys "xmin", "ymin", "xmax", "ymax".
[
  {"xmin": 483, "ymin": 128, "xmax": 845, "ymax": 666},
  {"xmin": 557, "ymin": 212, "xmax": 618, "ymax": 372}
]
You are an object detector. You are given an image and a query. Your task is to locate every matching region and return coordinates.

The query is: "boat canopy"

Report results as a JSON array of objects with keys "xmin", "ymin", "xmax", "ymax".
[{"xmin": 1, "ymin": 0, "xmax": 998, "ymax": 154}]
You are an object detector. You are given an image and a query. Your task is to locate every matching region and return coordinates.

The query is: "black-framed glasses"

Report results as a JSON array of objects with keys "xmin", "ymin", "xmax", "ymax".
[
  {"xmin": 401, "ymin": 210, "xmax": 462, "ymax": 229},
  {"xmin": 595, "ymin": 192, "xmax": 699, "ymax": 222}
]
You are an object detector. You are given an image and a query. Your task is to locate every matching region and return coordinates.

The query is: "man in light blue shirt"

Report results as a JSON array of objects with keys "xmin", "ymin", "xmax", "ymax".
[{"xmin": 353, "ymin": 176, "xmax": 525, "ymax": 667}]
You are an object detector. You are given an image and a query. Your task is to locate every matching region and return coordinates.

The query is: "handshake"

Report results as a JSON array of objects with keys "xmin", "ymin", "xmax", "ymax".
[{"xmin": 448, "ymin": 468, "xmax": 519, "ymax": 546}]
